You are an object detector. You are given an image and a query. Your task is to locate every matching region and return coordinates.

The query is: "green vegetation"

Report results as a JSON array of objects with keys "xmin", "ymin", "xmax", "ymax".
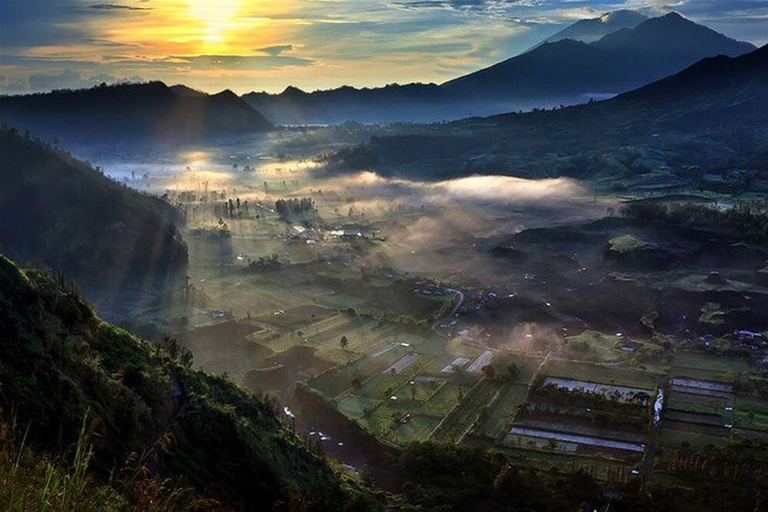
[
  {"xmin": 0, "ymin": 254, "xmax": 377, "ymax": 510},
  {"xmin": 0, "ymin": 127, "xmax": 188, "ymax": 293}
]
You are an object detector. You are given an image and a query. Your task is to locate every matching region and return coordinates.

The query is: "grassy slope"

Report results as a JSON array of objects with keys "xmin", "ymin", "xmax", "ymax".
[{"xmin": 0, "ymin": 254, "xmax": 376, "ymax": 510}]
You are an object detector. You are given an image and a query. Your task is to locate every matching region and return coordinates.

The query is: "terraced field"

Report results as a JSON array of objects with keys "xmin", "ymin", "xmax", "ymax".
[{"xmin": 431, "ymin": 379, "xmax": 502, "ymax": 443}]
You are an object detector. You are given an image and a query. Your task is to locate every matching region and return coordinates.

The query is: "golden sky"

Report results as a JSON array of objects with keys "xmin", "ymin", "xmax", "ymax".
[{"xmin": 0, "ymin": 0, "xmax": 765, "ymax": 94}]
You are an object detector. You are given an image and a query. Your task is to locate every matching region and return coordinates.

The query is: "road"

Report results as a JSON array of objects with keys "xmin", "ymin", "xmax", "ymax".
[{"xmin": 431, "ymin": 288, "xmax": 464, "ymax": 337}]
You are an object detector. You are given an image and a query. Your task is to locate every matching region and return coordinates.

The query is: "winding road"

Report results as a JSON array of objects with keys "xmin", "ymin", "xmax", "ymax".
[{"xmin": 431, "ymin": 288, "xmax": 465, "ymax": 337}]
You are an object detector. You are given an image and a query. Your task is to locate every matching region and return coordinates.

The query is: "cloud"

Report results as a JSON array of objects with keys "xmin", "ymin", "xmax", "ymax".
[
  {"xmin": 89, "ymin": 3, "xmax": 150, "ymax": 11},
  {"xmin": 255, "ymin": 45, "xmax": 294, "ymax": 57},
  {"xmin": 173, "ymin": 54, "xmax": 315, "ymax": 71},
  {"xmin": 26, "ymin": 69, "xmax": 144, "ymax": 92}
]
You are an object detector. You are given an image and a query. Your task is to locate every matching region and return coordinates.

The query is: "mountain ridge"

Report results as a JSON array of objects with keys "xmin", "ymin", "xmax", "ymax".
[{"xmin": 0, "ymin": 81, "xmax": 273, "ymax": 146}]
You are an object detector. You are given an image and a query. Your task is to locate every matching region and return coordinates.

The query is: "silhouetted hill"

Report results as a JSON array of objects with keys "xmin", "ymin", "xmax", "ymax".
[
  {"xmin": 535, "ymin": 9, "xmax": 647, "ymax": 46},
  {"xmin": 0, "ymin": 81, "xmax": 272, "ymax": 146},
  {"xmin": 0, "ymin": 127, "xmax": 188, "ymax": 304},
  {"xmin": 243, "ymin": 82, "xmax": 464, "ymax": 125},
  {"xmin": 0, "ymin": 253, "xmax": 377, "ymax": 509},
  {"xmin": 444, "ymin": 12, "xmax": 756, "ymax": 103}
]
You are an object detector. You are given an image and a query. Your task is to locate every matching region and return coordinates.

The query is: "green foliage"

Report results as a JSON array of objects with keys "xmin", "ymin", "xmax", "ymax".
[
  {"xmin": 0, "ymin": 254, "xmax": 377, "ymax": 510},
  {"xmin": 620, "ymin": 201, "xmax": 768, "ymax": 245}
]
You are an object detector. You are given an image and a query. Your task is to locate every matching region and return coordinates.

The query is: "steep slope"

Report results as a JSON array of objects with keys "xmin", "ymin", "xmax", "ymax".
[
  {"xmin": 443, "ymin": 12, "xmax": 756, "ymax": 103},
  {"xmin": 0, "ymin": 128, "xmax": 187, "ymax": 300},
  {"xmin": 536, "ymin": 10, "xmax": 647, "ymax": 46},
  {"xmin": 0, "ymin": 254, "xmax": 377, "ymax": 510},
  {"xmin": 0, "ymin": 81, "xmax": 273, "ymax": 146}
]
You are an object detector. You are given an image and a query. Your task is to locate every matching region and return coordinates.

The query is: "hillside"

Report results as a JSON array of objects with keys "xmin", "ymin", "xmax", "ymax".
[
  {"xmin": 0, "ymin": 81, "xmax": 273, "ymax": 146},
  {"xmin": 444, "ymin": 12, "xmax": 756, "ymax": 103},
  {"xmin": 0, "ymin": 127, "xmax": 188, "ymax": 305},
  {"xmin": 0, "ymin": 253, "xmax": 377, "ymax": 510}
]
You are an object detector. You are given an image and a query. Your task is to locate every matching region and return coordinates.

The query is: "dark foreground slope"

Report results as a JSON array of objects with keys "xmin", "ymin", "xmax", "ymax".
[
  {"xmin": 0, "ymin": 254, "xmax": 376, "ymax": 510},
  {"xmin": 0, "ymin": 128, "xmax": 187, "ymax": 307},
  {"xmin": 0, "ymin": 81, "xmax": 272, "ymax": 146}
]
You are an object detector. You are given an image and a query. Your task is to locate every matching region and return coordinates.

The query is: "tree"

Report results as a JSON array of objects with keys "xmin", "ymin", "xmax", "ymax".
[
  {"xmin": 482, "ymin": 364, "xmax": 496, "ymax": 379},
  {"xmin": 507, "ymin": 363, "xmax": 519, "ymax": 380},
  {"xmin": 339, "ymin": 335, "xmax": 349, "ymax": 349}
]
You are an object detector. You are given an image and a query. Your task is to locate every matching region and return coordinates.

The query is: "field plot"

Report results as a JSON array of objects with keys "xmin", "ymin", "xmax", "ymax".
[
  {"xmin": 734, "ymin": 395, "xmax": 768, "ymax": 433},
  {"xmin": 466, "ymin": 350, "xmax": 494, "ymax": 373},
  {"xmin": 421, "ymin": 382, "xmax": 462, "ymax": 416},
  {"xmin": 545, "ymin": 360, "xmax": 658, "ymax": 388},
  {"xmin": 337, "ymin": 395, "xmax": 383, "ymax": 419},
  {"xmin": 384, "ymin": 353, "xmax": 421, "ymax": 374},
  {"xmin": 662, "ymin": 377, "xmax": 735, "ymax": 449},
  {"xmin": 480, "ymin": 383, "xmax": 529, "ymax": 439},
  {"xmin": 498, "ymin": 449, "xmax": 635, "ymax": 483},
  {"xmin": 431, "ymin": 379, "xmax": 502, "ymax": 443},
  {"xmin": 506, "ymin": 427, "xmax": 645, "ymax": 453},
  {"xmin": 542, "ymin": 377, "xmax": 653, "ymax": 403},
  {"xmin": 390, "ymin": 415, "xmax": 442, "ymax": 444},
  {"xmin": 670, "ymin": 352, "xmax": 749, "ymax": 382},
  {"xmin": 255, "ymin": 305, "xmax": 336, "ymax": 329},
  {"xmin": 513, "ymin": 419, "xmax": 646, "ymax": 444}
]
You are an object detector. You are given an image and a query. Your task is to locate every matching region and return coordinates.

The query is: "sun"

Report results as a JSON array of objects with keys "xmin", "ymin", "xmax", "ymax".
[{"xmin": 186, "ymin": 0, "xmax": 242, "ymax": 47}]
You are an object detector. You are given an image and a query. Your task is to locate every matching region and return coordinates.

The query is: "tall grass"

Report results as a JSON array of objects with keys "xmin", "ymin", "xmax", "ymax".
[{"xmin": 0, "ymin": 414, "xmax": 213, "ymax": 511}]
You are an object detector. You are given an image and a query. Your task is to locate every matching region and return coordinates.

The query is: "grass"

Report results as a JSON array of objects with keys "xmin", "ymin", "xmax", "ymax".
[
  {"xmin": 671, "ymin": 352, "xmax": 749, "ymax": 383},
  {"xmin": 390, "ymin": 415, "xmax": 441, "ymax": 445},
  {"xmin": 658, "ymin": 428, "xmax": 727, "ymax": 450},
  {"xmin": 421, "ymin": 383, "xmax": 463, "ymax": 416},
  {"xmin": 0, "ymin": 418, "xmax": 200, "ymax": 512},
  {"xmin": 545, "ymin": 360, "xmax": 657, "ymax": 389},
  {"xmin": 431, "ymin": 379, "xmax": 501, "ymax": 443},
  {"xmin": 563, "ymin": 331, "xmax": 624, "ymax": 362},
  {"xmin": 480, "ymin": 383, "xmax": 529, "ymax": 439},
  {"xmin": 607, "ymin": 234, "xmax": 651, "ymax": 253}
]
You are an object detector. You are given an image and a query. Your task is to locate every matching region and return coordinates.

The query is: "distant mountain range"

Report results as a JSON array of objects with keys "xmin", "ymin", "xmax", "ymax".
[
  {"xmin": 329, "ymin": 43, "xmax": 768, "ymax": 178},
  {"xmin": 242, "ymin": 83, "xmax": 463, "ymax": 126},
  {"xmin": 0, "ymin": 81, "xmax": 272, "ymax": 146},
  {"xmin": 0, "ymin": 11, "xmax": 759, "ymax": 132},
  {"xmin": 443, "ymin": 12, "xmax": 756, "ymax": 101},
  {"xmin": 242, "ymin": 12, "xmax": 756, "ymax": 125}
]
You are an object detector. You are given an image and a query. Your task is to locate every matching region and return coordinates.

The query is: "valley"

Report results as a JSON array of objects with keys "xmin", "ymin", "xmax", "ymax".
[{"xmin": 88, "ymin": 127, "xmax": 768, "ymax": 509}]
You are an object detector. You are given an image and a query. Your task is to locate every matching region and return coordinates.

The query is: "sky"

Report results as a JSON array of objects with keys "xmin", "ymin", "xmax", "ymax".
[{"xmin": 0, "ymin": 0, "xmax": 766, "ymax": 95}]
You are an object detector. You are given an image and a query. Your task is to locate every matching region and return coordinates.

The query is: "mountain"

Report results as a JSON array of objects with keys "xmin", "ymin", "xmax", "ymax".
[
  {"xmin": 242, "ymin": 82, "xmax": 465, "ymax": 125},
  {"xmin": 0, "ymin": 253, "xmax": 377, "ymax": 509},
  {"xmin": 0, "ymin": 127, "xmax": 187, "ymax": 310},
  {"xmin": 535, "ymin": 9, "xmax": 647, "ymax": 46},
  {"xmin": 603, "ymin": 42, "xmax": 768, "ymax": 125},
  {"xmin": 330, "ymin": 44, "xmax": 768, "ymax": 179},
  {"xmin": 0, "ymin": 81, "xmax": 273, "ymax": 146},
  {"xmin": 443, "ymin": 12, "xmax": 757, "ymax": 104},
  {"xmin": 594, "ymin": 12, "xmax": 755, "ymax": 56}
]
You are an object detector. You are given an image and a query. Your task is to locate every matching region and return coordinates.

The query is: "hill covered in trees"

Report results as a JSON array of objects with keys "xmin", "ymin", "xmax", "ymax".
[
  {"xmin": 0, "ymin": 127, "xmax": 188, "ymax": 308},
  {"xmin": 0, "ymin": 253, "xmax": 377, "ymax": 510}
]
